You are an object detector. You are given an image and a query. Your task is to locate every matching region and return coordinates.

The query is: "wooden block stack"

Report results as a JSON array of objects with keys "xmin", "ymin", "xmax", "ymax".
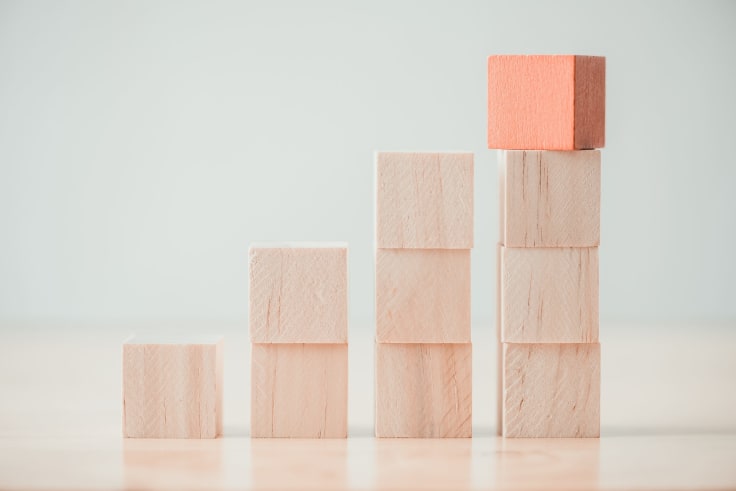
[
  {"xmin": 122, "ymin": 335, "xmax": 224, "ymax": 438},
  {"xmin": 249, "ymin": 243, "xmax": 348, "ymax": 438},
  {"xmin": 374, "ymin": 152, "xmax": 474, "ymax": 438},
  {"xmin": 489, "ymin": 55, "xmax": 605, "ymax": 437}
]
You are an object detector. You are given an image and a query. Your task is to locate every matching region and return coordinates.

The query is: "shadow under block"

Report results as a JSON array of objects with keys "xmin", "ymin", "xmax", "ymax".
[
  {"xmin": 375, "ymin": 343, "xmax": 472, "ymax": 438},
  {"xmin": 375, "ymin": 249, "xmax": 471, "ymax": 343},
  {"xmin": 123, "ymin": 338, "xmax": 223, "ymax": 439},
  {"xmin": 488, "ymin": 55, "xmax": 605, "ymax": 150},
  {"xmin": 251, "ymin": 343, "xmax": 347, "ymax": 438},
  {"xmin": 501, "ymin": 246, "xmax": 598, "ymax": 343},
  {"xmin": 375, "ymin": 152, "xmax": 473, "ymax": 249},
  {"xmin": 500, "ymin": 150, "xmax": 600, "ymax": 248},
  {"xmin": 249, "ymin": 244, "xmax": 347, "ymax": 343},
  {"xmin": 502, "ymin": 343, "xmax": 600, "ymax": 438}
]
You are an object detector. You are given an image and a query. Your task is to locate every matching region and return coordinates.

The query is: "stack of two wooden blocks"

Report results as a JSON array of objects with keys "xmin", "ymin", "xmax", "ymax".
[
  {"xmin": 249, "ymin": 243, "xmax": 349, "ymax": 438},
  {"xmin": 489, "ymin": 55, "xmax": 605, "ymax": 437},
  {"xmin": 374, "ymin": 152, "xmax": 474, "ymax": 438}
]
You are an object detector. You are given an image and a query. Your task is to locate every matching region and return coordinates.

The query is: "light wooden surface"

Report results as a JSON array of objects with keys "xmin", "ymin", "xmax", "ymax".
[
  {"xmin": 502, "ymin": 246, "xmax": 599, "ymax": 343},
  {"xmin": 375, "ymin": 343, "xmax": 472, "ymax": 438},
  {"xmin": 502, "ymin": 343, "xmax": 600, "ymax": 438},
  {"xmin": 487, "ymin": 55, "xmax": 605, "ymax": 150},
  {"xmin": 251, "ymin": 343, "xmax": 348, "ymax": 438},
  {"xmin": 375, "ymin": 152, "xmax": 474, "ymax": 249},
  {"xmin": 123, "ymin": 338, "xmax": 223, "ymax": 439},
  {"xmin": 1, "ymin": 322, "xmax": 735, "ymax": 490},
  {"xmin": 249, "ymin": 244, "xmax": 348, "ymax": 343},
  {"xmin": 375, "ymin": 249, "xmax": 471, "ymax": 343},
  {"xmin": 500, "ymin": 150, "xmax": 601, "ymax": 248}
]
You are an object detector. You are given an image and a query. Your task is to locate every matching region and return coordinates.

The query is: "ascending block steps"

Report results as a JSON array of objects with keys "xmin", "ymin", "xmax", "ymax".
[
  {"xmin": 249, "ymin": 243, "xmax": 348, "ymax": 438},
  {"xmin": 374, "ymin": 151, "xmax": 474, "ymax": 438},
  {"xmin": 490, "ymin": 54, "xmax": 605, "ymax": 438},
  {"xmin": 122, "ymin": 336, "xmax": 224, "ymax": 439}
]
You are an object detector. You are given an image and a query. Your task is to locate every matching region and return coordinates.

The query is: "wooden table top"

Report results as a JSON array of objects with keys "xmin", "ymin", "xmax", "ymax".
[{"xmin": 1, "ymin": 322, "xmax": 735, "ymax": 490}]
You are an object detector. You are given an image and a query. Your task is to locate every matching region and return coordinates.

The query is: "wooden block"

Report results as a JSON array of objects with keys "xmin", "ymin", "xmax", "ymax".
[
  {"xmin": 251, "ymin": 343, "xmax": 347, "ymax": 438},
  {"xmin": 488, "ymin": 55, "xmax": 605, "ymax": 150},
  {"xmin": 375, "ymin": 249, "xmax": 470, "ymax": 343},
  {"xmin": 375, "ymin": 152, "xmax": 473, "ymax": 249},
  {"xmin": 496, "ymin": 243, "xmax": 502, "ymax": 436},
  {"xmin": 123, "ymin": 336, "xmax": 223, "ymax": 439},
  {"xmin": 375, "ymin": 343, "xmax": 472, "ymax": 438},
  {"xmin": 501, "ymin": 150, "xmax": 600, "ymax": 247},
  {"xmin": 502, "ymin": 246, "xmax": 598, "ymax": 343},
  {"xmin": 249, "ymin": 243, "xmax": 347, "ymax": 343},
  {"xmin": 502, "ymin": 343, "xmax": 600, "ymax": 438}
]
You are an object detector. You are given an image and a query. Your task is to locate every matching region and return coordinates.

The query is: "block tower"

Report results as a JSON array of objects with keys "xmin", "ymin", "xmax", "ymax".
[
  {"xmin": 489, "ymin": 55, "xmax": 605, "ymax": 437},
  {"xmin": 374, "ymin": 152, "xmax": 474, "ymax": 438},
  {"xmin": 249, "ymin": 243, "xmax": 348, "ymax": 438}
]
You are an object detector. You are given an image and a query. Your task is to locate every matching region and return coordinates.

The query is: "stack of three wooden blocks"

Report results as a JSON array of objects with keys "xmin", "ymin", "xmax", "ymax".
[
  {"xmin": 374, "ymin": 151, "xmax": 474, "ymax": 437},
  {"xmin": 490, "ymin": 55, "xmax": 605, "ymax": 437}
]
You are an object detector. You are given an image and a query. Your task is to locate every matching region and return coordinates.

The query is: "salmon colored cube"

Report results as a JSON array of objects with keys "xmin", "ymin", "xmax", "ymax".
[{"xmin": 488, "ymin": 55, "xmax": 605, "ymax": 150}]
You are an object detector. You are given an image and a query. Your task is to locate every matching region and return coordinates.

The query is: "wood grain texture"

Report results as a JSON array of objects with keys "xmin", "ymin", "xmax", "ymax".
[
  {"xmin": 375, "ymin": 249, "xmax": 471, "ymax": 343},
  {"xmin": 375, "ymin": 343, "xmax": 472, "ymax": 438},
  {"xmin": 488, "ymin": 55, "xmax": 605, "ymax": 150},
  {"xmin": 496, "ymin": 243, "xmax": 503, "ymax": 436},
  {"xmin": 501, "ymin": 246, "xmax": 598, "ymax": 343},
  {"xmin": 249, "ymin": 245, "xmax": 347, "ymax": 343},
  {"xmin": 501, "ymin": 150, "xmax": 600, "ymax": 248},
  {"xmin": 503, "ymin": 343, "xmax": 600, "ymax": 438},
  {"xmin": 123, "ymin": 340, "xmax": 223, "ymax": 439},
  {"xmin": 375, "ymin": 152, "xmax": 473, "ymax": 249},
  {"xmin": 251, "ymin": 343, "xmax": 347, "ymax": 438}
]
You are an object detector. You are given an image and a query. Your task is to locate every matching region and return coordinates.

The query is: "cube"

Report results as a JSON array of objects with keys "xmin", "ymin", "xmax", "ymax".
[
  {"xmin": 375, "ymin": 152, "xmax": 473, "ymax": 249},
  {"xmin": 501, "ymin": 246, "xmax": 598, "ymax": 343},
  {"xmin": 249, "ymin": 243, "xmax": 348, "ymax": 343},
  {"xmin": 502, "ymin": 343, "xmax": 600, "ymax": 438},
  {"xmin": 501, "ymin": 150, "xmax": 601, "ymax": 248},
  {"xmin": 375, "ymin": 343, "xmax": 472, "ymax": 438},
  {"xmin": 488, "ymin": 55, "xmax": 605, "ymax": 150},
  {"xmin": 123, "ymin": 336, "xmax": 223, "ymax": 438},
  {"xmin": 375, "ymin": 249, "xmax": 470, "ymax": 343},
  {"xmin": 251, "ymin": 343, "xmax": 348, "ymax": 438}
]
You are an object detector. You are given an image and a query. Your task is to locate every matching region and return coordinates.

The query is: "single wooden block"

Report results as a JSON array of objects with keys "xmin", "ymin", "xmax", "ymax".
[
  {"xmin": 502, "ymin": 343, "xmax": 600, "ymax": 438},
  {"xmin": 123, "ymin": 336, "xmax": 223, "ymax": 439},
  {"xmin": 501, "ymin": 150, "xmax": 601, "ymax": 247},
  {"xmin": 375, "ymin": 152, "xmax": 473, "ymax": 249},
  {"xmin": 502, "ymin": 246, "xmax": 598, "ymax": 343},
  {"xmin": 251, "ymin": 343, "xmax": 347, "ymax": 438},
  {"xmin": 375, "ymin": 343, "xmax": 472, "ymax": 438},
  {"xmin": 249, "ymin": 243, "xmax": 348, "ymax": 343},
  {"xmin": 496, "ymin": 243, "xmax": 503, "ymax": 436},
  {"xmin": 375, "ymin": 249, "xmax": 471, "ymax": 343},
  {"xmin": 488, "ymin": 55, "xmax": 605, "ymax": 150}
]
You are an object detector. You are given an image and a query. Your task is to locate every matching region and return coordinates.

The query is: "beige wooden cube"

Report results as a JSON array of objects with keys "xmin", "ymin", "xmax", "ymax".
[
  {"xmin": 249, "ymin": 243, "xmax": 348, "ymax": 343},
  {"xmin": 500, "ymin": 150, "xmax": 600, "ymax": 248},
  {"xmin": 251, "ymin": 343, "xmax": 347, "ymax": 438},
  {"xmin": 375, "ymin": 152, "xmax": 473, "ymax": 249},
  {"xmin": 375, "ymin": 343, "xmax": 472, "ymax": 438},
  {"xmin": 502, "ymin": 343, "xmax": 600, "ymax": 438},
  {"xmin": 375, "ymin": 249, "xmax": 471, "ymax": 343},
  {"xmin": 123, "ymin": 336, "xmax": 223, "ymax": 439},
  {"xmin": 501, "ymin": 246, "xmax": 598, "ymax": 343}
]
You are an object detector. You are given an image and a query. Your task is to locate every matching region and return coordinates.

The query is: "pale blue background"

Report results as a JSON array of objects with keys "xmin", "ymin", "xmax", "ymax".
[{"xmin": 1, "ymin": 1, "xmax": 734, "ymax": 325}]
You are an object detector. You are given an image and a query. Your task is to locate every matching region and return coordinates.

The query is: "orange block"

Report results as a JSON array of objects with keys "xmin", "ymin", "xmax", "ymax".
[{"xmin": 488, "ymin": 55, "xmax": 605, "ymax": 150}]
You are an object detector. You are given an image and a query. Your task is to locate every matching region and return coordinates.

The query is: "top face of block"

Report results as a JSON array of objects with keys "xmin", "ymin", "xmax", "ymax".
[
  {"xmin": 375, "ymin": 152, "xmax": 474, "ymax": 249},
  {"xmin": 249, "ymin": 244, "xmax": 348, "ymax": 343},
  {"xmin": 488, "ymin": 55, "xmax": 605, "ymax": 150},
  {"xmin": 501, "ymin": 150, "xmax": 600, "ymax": 247}
]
